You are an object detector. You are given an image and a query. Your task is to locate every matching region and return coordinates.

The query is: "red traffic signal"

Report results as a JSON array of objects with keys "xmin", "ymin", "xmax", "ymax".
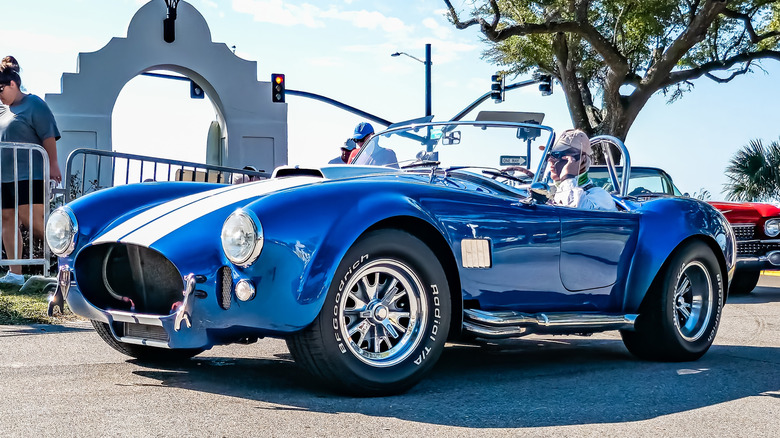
[{"xmin": 271, "ymin": 73, "xmax": 285, "ymax": 103}]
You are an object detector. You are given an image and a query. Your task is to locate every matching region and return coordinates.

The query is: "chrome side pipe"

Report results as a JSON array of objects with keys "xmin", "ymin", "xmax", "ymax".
[{"xmin": 463, "ymin": 309, "xmax": 638, "ymax": 339}]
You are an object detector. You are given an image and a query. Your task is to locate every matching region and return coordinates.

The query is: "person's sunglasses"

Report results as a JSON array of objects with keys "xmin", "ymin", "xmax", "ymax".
[
  {"xmin": 549, "ymin": 150, "xmax": 579, "ymax": 160},
  {"xmin": 0, "ymin": 84, "xmax": 6, "ymax": 93}
]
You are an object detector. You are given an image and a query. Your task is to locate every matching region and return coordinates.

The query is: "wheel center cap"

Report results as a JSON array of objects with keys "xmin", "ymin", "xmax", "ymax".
[{"xmin": 373, "ymin": 305, "xmax": 389, "ymax": 321}]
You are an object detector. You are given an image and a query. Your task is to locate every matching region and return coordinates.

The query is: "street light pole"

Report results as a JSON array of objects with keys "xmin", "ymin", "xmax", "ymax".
[
  {"xmin": 391, "ymin": 44, "xmax": 433, "ymax": 117},
  {"xmin": 424, "ymin": 43, "xmax": 431, "ymax": 117}
]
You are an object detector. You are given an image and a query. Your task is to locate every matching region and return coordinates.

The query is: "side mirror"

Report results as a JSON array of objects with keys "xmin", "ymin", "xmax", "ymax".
[{"xmin": 530, "ymin": 182, "xmax": 554, "ymax": 204}]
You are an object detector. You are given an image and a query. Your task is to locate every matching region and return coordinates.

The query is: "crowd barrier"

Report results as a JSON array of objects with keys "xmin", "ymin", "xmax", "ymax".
[
  {"xmin": 0, "ymin": 142, "xmax": 52, "ymax": 276},
  {"xmin": 64, "ymin": 148, "xmax": 269, "ymax": 202}
]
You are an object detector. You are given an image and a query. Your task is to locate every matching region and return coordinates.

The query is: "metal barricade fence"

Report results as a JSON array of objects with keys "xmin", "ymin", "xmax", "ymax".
[
  {"xmin": 0, "ymin": 142, "xmax": 52, "ymax": 276},
  {"xmin": 64, "ymin": 148, "xmax": 270, "ymax": 202}
]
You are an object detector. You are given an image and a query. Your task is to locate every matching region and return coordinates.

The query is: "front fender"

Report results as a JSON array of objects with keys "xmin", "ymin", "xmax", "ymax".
[{"xmin": 237, "ymin": 180, "xmax": 451, "ymax": 328}]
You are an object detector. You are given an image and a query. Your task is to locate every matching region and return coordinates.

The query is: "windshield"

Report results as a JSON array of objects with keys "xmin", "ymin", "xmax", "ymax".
[
  {"xmin": 589, "ymin": 166, "xmax": 682, "ymax": 196},
  {"xmin": 352, "ymin": 122, "xmax": 554, "ymax": 174}
]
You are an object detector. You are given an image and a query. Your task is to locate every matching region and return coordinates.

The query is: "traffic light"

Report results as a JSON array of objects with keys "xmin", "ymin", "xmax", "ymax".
[
  {"xmin": 491, "ymin": 74, "xmax": 505, "ymax": 103},
  {"xmin": 538, "ymin": 74, "xmax": 553, "ymax": 96},
  {"xmin": 271, "ymin": 73, "xmax": 285, "ymax": 103}
]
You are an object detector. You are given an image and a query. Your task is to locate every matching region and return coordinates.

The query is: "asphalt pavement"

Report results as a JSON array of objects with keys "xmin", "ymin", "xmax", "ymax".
[{"xmin": 1, "ymin": 277, "xmax": 779, "ymax": 437}]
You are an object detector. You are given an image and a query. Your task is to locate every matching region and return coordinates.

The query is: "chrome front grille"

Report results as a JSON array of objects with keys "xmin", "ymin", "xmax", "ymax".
[
  {"xmin": 218, "ymin": 266, "xmax": 232, "ymax": 310},
  {"xmin": 122, "ymin": 322, "xmax": 169, "ymax": 342},
  {"xmin": 738, "ymin": 241, "xmax": 760, "ymax": 256},
  {"xmin": 731, "ymin": 223, "xmax": 755, "ymax": 241},
  {"xmin": 736, "ymin": 240, "xmax": 780, "ymax": 256}
]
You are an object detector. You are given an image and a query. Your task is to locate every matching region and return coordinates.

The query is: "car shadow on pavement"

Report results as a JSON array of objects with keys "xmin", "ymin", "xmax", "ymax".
[{"xmin": 129, "ymin": 335, "xmax": 780, "ymax": 428}]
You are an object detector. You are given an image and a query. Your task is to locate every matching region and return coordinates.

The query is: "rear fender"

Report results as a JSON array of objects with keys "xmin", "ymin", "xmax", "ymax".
[{"xmin": 623, "ymin": 198, "xmax": 734, "ymax": 311}]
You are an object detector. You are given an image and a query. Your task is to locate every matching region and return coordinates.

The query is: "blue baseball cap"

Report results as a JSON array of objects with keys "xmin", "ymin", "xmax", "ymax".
[{"xmin": 352, "ymin": 122, "xmax": 374, "ymax": 141}]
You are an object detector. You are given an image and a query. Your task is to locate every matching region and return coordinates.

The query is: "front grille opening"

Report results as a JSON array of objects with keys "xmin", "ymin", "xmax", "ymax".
[
  {"xmin": 218, "ymin": 266, "xmax": 232, "ymax": 310},
  {"xmin": 731, "ymin": 224, "xmax": 755, "ymax": 240},
  {"xmin": 74, "ymin": 243, "xmax": 183, "ymax": 314},
  {"xmin": 114, "ymin": 322, "xmax": 169, "ymax": 343}
]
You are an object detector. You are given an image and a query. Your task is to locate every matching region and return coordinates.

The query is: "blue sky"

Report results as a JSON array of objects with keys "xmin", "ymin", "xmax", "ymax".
[{"xmin": 3, "ymin": 0, "xmax": 779, "ymax": 199}]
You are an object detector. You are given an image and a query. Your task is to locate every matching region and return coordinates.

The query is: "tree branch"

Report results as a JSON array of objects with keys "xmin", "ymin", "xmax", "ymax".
[
  {"xmin": 442, "ymin": 1, "xmax": 629, "ymax": 74},
  {"xmin": 663, "ymin": 50, "xmax": 780, "ymax": 86},
  {"xmin": 722, "ymin": 6, "xmax": 780, "ymax": 44}
]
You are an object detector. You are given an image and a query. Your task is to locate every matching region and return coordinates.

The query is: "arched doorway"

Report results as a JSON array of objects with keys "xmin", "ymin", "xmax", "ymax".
[{"xmin": 44, "ymin": 0, "xmax": 287, "ymax": 188}]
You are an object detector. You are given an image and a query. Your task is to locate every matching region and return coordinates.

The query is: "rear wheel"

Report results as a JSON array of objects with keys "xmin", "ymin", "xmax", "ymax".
[
  {"xmin": 621, "ymin": 241, "xmax": 724, "ymax": 361},
  {"xmin": 287, "ymin": 229, "xmax": 451, "ymax": 396},
  {"xmin": 91, "ymin": 320, "xmax": 203, "ymax": 361},
  {"xmin": 729, "ymin": 269, "xmax": 760, "ymax": 295}
]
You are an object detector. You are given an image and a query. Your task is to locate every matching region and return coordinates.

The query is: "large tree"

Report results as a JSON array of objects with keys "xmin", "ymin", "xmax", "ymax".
[{"xmin": 444, "ymin": 0, "xmax": 780, "ymax": 140}]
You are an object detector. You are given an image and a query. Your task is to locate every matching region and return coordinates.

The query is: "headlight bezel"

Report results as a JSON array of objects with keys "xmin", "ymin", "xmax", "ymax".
[
  {"xmin": 46, "ymin": 207, "xmax": 78, "ymax": 257},
  {"xmin": 765, "ymin": 218, "xmax": 780, "ymax": 237},
  {"xmin": 220, "ymin": 209, "xmax": 264, "ymax": 267}
]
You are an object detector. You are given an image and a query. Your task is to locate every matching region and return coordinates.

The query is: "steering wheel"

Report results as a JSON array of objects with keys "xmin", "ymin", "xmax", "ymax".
[
  {"xmin": 482, "ymin": 167, "xmax": 532, "ymax": 185},
  {"xmin": 629, "ymin": 186, "xmax": 653, "ymax": 196}
]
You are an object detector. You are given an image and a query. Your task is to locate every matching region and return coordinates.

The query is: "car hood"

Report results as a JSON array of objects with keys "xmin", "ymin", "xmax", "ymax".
[{"xmin": 708, "ymin": 201, "xmax": 780, "ymax": 222}]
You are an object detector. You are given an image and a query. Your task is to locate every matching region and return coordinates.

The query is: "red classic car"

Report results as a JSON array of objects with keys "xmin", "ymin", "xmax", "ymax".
[
  {"xmin": 707, "ymin": 201, "xmax": 780, "ymax": 293},
  {"xmin": 590, "ymin": 166, "xmax": 780, "ymax": 294}
]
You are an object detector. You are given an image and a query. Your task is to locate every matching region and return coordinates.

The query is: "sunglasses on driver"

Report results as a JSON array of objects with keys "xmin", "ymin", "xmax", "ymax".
[{"xmin": 548, "ymin": 149, "xmax": 580, "ymax": 161}]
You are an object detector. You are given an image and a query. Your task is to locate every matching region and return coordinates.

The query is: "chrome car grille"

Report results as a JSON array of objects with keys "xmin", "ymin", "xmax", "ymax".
[
  {"xmin": 120, "ymin": 322, "xmax": 169, "ymax": 342},
  {"xmin": 731, "ymin": 223, "xmax": 755, "ymax": 240},
  {"xmin": 736, "ymin": 241, "xmax": 780, "ymax": 256},
  {"xmin": 218, "ymin": 266, "xmax": 232, "ymax": 310}
]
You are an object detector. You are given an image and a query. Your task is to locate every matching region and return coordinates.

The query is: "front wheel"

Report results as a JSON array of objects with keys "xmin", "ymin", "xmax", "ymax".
[
  {"xmin": 287, "ymin": 229, "xmax": 451, "ymax": 396},
  {"xmin": 621, "ymin": 241, "xmax": 724, "ymax": 362},
  {"xmin": 729, "ymin": 269, "xmax": 760, "ymax": 295}
]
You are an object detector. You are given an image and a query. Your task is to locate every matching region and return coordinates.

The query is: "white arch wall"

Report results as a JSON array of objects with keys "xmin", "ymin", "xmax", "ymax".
[{"xmin": 45, "ymin": 0, "xmax": 287, "ymax": 182}]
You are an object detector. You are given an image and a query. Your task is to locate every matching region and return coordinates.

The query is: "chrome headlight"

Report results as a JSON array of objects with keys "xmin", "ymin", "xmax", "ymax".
[
  {"xmin": 46, "ymin": 207, "xmax": 78, "ymax": 257},
  {"xmin": 765, "ymin": 219, "xmax": 780, "ymax": 237},
  {"xmin": 221, "ymin": 210, "xmax": 263, "ymax": 267}
]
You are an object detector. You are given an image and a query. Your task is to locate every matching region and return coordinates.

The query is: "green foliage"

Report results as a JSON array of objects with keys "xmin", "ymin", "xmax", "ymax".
[
  {"xmin": 692, "ymin": 188, "xmax": 712, "ymax": 201},
  {"xmin": 724, "ymin": 138, "xmax": 780, "ymax": 202},
  {"xmin": 0, "ymin": 280, "xmax": 79, "ymax": 325},
  {"xmin": 453, "ymin": 0, "xmax": 780, "ymax": 137}
]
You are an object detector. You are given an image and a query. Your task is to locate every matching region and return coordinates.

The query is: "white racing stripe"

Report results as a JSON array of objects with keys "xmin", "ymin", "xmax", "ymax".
[{"xmin": 93, "ymin": 177, "xmax": 322, "ymax": 247}]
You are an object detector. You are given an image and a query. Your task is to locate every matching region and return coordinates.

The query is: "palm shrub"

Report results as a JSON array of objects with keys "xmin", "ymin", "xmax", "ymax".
[{"xmin": 724, "ymin": 138, "xmax": 780, "ymax": 202}]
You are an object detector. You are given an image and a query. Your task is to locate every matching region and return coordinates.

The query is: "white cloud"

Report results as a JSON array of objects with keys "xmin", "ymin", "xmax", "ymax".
[
  {"xmin": 321, "ymin": 8, "xmax": 412, "ymax": 34},
  {"xmin": 231, "ymin": 0, "xmax": 325, "ymax": 27},
  {"xmin": 231, "ymin": 0, "xmax": 412, "ymax": 35},
  {"xmin": 422, "ymin": 17, "xmax": 452, "ymax": 40}
]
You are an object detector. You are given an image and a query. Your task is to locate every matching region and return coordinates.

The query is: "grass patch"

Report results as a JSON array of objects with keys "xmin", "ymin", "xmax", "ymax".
[{"xmin": 0, "ymin": 280, "xmax": 83, "ymax": 325}]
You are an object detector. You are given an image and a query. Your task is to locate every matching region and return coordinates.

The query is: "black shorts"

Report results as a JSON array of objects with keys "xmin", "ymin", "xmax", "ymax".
[{"xmin": 1, "ymin": 180, "xmax": 45, "ymax": 209}]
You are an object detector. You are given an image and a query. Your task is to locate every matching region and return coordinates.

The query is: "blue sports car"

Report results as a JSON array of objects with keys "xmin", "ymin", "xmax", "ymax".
[{"xmin": 46, "ymin": 120, "xmax": 735, "ymax": 396}]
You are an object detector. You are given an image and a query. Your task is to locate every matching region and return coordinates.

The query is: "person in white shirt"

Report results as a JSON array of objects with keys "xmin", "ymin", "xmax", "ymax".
[{"xmin": 547, "ymin": 129, "xmax": 617, "ymax": 211}]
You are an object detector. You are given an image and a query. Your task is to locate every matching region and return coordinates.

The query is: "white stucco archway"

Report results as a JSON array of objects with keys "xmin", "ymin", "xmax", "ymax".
[{"xmin": 45, "ymin": 0, "xmax": 287, "ymax": 181}]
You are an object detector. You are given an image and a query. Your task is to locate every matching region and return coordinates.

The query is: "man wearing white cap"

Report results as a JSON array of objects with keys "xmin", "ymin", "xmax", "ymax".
[{"xmin": 547, "ymin": 129, "xmax": 617, "ymax": 211}]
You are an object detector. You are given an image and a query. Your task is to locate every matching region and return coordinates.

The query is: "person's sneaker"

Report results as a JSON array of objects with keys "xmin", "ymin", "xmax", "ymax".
[{"xmin": 0, "ymin": 271, "xmax": 26, "ymax": 286}]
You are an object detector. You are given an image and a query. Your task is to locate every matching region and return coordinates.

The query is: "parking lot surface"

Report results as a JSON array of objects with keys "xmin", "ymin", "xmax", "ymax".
[{"xmin": 1, "ymin": 278, "xmax": 779, "ymax": 437}]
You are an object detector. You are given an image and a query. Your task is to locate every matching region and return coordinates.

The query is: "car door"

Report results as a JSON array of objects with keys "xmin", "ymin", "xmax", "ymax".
[{"xmin": 557, "ymin": 206, "xmax": 640, "ymax": 309}]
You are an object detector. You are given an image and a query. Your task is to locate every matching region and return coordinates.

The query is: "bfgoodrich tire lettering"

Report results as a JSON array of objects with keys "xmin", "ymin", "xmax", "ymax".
[
  {"xmin": 621, "ymin": 241, "xmax": 723, "ymax": 361},
  {"xmin": 287, "ymin": 229, "xmax": 451, "ymax": 396}
]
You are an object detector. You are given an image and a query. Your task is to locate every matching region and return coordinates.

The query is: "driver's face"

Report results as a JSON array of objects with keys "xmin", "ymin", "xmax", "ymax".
[{"xmin": 548, "ymin": 151, "xmax": 580, "ymax": 182}]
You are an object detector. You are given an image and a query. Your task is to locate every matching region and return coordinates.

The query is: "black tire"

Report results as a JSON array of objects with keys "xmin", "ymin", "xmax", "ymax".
[
  {"xmin": 286, "ymin": 229, "xmax": 451, "ymax": 396},
  {"xmin": 729, "ymin": 270, "xmax": 760, "ymax": 295},
  {"xmin": 91, "ymin": 320, "xmax": 203, "ymax": 361},
  {"xmin": 621, "ymin": 241, "xmax": 724, "ymax": 362}
]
